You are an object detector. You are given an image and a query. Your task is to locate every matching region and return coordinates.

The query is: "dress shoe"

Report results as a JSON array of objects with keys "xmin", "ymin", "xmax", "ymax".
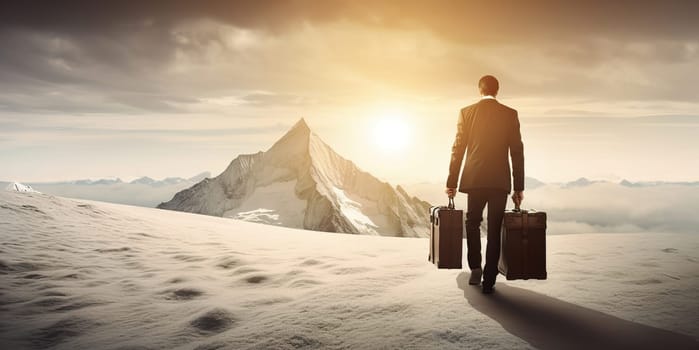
[{"xmin": 469, "ymin": 268, "xmax": 482, "ymax": 285}]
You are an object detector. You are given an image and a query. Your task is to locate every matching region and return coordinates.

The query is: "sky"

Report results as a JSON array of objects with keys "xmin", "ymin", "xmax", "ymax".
[{"xmin": 1, "ymin": 1, "xmax": 698, "ymax": 184}]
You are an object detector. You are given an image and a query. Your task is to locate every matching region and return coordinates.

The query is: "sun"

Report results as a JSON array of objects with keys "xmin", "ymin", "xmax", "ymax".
[{"xmin": 372, "ymin": 112, "xmax": 412, "ymax": 152}]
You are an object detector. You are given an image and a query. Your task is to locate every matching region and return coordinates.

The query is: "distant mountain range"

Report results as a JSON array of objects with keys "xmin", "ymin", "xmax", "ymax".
[
  {"xmin": 22, "ymin": 174, "xmax": 694, "ymax": 190},
  {"xmin": 561, "ymin": 177, "xmax": 699, "ymax": 188},
  {"xmin": 0, "ymin": 172, "xmax": 212, "ymax": 208},
  {"xmin": 35, "ymin": 172, "xmax": 211, "ymax": 187},
  {"xmin": 4, "ymin": 149, "xmax": 696, "ymax": 237},
  {"xmin": 403, "ymin": 176, "xmax": 699, "ymax": 209},
  {"xmin": 619, "ymin": 179, "xmax": 699, "ymax": 187}
]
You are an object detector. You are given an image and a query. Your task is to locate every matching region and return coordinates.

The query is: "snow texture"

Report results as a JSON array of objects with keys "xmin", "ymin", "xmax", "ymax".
[
  {"xmin": 158, "ymin": 119, "xmax": 430, "ymax": 237},
  {"xmin": 0, "ymin": 191, "xmax": 697, "ymax": 349}
]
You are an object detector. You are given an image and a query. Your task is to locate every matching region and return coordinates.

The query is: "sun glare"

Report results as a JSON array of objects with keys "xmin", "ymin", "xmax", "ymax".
[{"xmin": 372, "ymin": 112, "xmax": 412, "ymax": 152}]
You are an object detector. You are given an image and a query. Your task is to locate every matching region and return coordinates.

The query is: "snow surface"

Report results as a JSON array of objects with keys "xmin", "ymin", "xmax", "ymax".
[
  {"xmin": 223, "ymin": 180, "xmax": 306, "ymax": 228},
  {"xmin": 1, "ymin": 191, "xmax": 697, "ymax": 349},
  {"xmin": 330, "ymin": 186, "xmax": 384, "ymax": 235}
]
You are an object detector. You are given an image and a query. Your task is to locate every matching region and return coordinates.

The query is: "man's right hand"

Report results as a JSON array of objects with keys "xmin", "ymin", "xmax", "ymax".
[
  {"xmin": 512, "ymin": 190, "xmax": 524, "ymax": 208},
  {"xmin": 445, "ymin": 188, "xmax": 456, "ymax": 198}
]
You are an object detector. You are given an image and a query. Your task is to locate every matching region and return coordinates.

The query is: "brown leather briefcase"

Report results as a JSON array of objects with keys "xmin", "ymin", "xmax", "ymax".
[
  {"xmin": 498, "ymin": 207, "xmax": 547, "ymax": 280},
  {"xmin": 428, "ymin": 198, "xmax": 463, "ymax": 269}
]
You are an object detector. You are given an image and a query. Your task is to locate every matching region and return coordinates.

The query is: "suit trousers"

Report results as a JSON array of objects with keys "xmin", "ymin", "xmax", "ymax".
[{"xmin": 466, "ymin": 189, "xmax": 508, "ymax": 286}]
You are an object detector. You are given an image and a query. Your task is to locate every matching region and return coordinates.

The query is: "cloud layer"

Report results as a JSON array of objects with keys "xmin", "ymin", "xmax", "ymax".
[
  {"xmin": 2, "ymin": 1, "xmax": 699, "ymax": 113},
  {"xmin": 406, "ymin": 181, "xmax": 699, "ymax": 235}
]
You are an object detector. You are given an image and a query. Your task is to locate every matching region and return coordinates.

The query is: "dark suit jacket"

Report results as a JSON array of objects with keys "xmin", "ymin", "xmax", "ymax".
[{"xmin": 446, "ymin": 98, "xmax": 524, "ymax": 194}]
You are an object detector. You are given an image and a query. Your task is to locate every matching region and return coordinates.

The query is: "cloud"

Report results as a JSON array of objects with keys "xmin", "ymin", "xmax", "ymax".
[
  {"xmin": 1, "ymin": 1, "xmax": 698, "ymax": 184},
  {"xmin": 522, "ymin": 183, "xmax": 699, "ymax": 234},
  {"xmin": 0, "ymin": 26, "xmax": 185, "ymax": 113},
  {"xmin": 405, "ymin": 181, "xmax": 699, "ymax": 235},
  {"xmin": 1, "ymin": 1, "xmax": 698, "ymax": 115},
  {"xmin": 3, "ymin": 1, "xmax": 699, "ymax": 42},
  {"xmin": 529, "ymin": 183, "xmax": 699, "ymax": 233},
  {"xmin": 240, "ymin": 91, "xmax": 317, "ymax": 106}
]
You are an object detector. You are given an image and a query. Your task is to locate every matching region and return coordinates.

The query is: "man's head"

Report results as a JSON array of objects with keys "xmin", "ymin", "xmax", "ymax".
[{"xmin": 478, "ymin": 75, "xmax": 499, "ymax": 97}]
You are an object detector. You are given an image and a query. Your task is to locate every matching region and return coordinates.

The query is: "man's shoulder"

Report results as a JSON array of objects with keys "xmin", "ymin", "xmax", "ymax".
[
  {"xmin": 497, "ymin": 101, "xmax": 518, "ymax": 115},
  {"xmin": 460, "ymin": 102, "xmax": 479, "ymax": 114},
  {"xmin": 462, "ymin": 100, "xmax": 518, "ymax": 116}
]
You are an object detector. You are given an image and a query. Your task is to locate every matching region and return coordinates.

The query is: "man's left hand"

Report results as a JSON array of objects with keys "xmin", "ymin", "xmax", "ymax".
[{"xmin": 512, "ymin": 190, "xmax": 524, "ymax": 208}]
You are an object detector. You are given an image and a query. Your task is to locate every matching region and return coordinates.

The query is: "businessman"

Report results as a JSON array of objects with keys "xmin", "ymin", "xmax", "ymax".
[{"xmin": 446, "ymin": 75, "xmax": 524, "ymax": 294}]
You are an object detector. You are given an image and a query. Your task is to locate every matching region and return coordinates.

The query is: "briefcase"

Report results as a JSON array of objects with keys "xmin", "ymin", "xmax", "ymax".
[
  {"xmin": 498, "ymin": 207, "xmax": 547, "ymax": 280},
  {"xmin": 428, "ymin": 198, "xmax": 463, "ymax": 269}
]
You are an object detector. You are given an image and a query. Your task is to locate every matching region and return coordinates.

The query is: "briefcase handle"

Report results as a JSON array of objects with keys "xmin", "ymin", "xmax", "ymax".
[
  {"xmin": 448, "ymin": 197, "xmax": 455, "ymax": 210},
  {"xmin": 512, "ymin": 204, "xmax": 537, "ymax": 213}
]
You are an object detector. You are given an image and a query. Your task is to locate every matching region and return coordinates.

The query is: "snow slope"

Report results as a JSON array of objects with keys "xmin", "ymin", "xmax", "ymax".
[
  {"xmin": 158, "ymin": 119, "xmax": 430, "ymax": 237},
  {"xmin": 1, "ymin": 191, "xmax": 697, "ymax": 349}
]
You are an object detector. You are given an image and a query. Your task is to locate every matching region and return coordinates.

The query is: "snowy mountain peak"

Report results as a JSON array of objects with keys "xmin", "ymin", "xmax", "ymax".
[
  {"xmin": 5, "ymin": 182, "xmax": 39, "ymax": 193},
  {"xmin": 292, "ymin": 117, "xmax": 310, "ymax": 131},
  {"xmin": 264, "ymin": 119, "xmax": 314, "ymax": 168},
  {"xmin": 159, "ymin": 120, "xmax": 430, "ymax": 237},
  {"xmin": 131, "ymin": 176, "xmax": 156, "ymax": 185},
  {"xmin": 274, "ymin": 118, "xmax": 311, "ymax": 145}
]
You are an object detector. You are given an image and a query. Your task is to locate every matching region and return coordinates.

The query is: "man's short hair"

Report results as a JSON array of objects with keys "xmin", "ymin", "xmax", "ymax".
[{"xmin": 479, "ymin": 75, "xmax": 499, "ymax": 96}]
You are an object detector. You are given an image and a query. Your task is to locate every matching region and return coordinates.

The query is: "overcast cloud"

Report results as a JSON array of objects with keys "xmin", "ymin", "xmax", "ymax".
[
  {"xmin": 2, "ymin": 1, "xmax": 699, "ymax": 114},
  {"xmin": 1, "ymin": 1, "xmax": 698, "ymax": 182}
]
